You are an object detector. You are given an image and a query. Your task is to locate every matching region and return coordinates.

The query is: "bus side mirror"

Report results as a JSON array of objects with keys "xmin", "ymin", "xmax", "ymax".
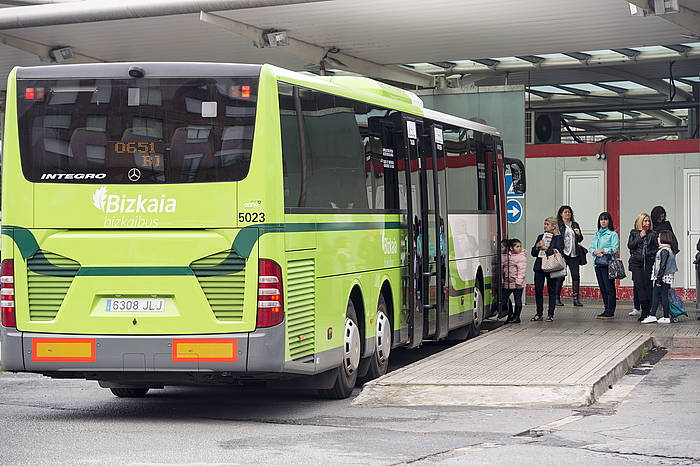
[{"xmin": 504, "ymin": 157, "xmax": 526, "ymax": 194}]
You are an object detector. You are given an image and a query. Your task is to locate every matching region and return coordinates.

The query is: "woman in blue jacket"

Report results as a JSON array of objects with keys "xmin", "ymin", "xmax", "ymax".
[{"xmin": 591, "ymin": 212, "xmax": 620, "ymax": 319}]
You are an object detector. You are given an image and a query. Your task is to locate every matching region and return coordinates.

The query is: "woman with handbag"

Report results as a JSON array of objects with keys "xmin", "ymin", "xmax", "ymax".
[
  {"xmin": 556, "ymin": 205, "xmax": 584, "ymax": 307},
  {"xmin": 627, "ymin": 213, "xmax": 658, "ymax": 321},
  {"xmin": 591, "ymin": 212, "xmax": 620, "ymax": 320},
  {"xmin": 531, "ymin": 216, "xmax": 565, "ymax": 322}
]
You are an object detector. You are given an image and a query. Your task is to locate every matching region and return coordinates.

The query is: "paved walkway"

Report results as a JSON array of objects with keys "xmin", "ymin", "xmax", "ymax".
[{"xmin": 354, "ymin": 301, "xmax": 700, "ymax": 408}]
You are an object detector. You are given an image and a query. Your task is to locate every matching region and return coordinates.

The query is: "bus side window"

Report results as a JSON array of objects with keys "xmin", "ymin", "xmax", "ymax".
[{"xmin": 444, "ymin": 126, "xmax": 478, "ymax": 212}]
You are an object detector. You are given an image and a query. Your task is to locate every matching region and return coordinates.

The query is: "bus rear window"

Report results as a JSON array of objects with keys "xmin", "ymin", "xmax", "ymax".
[{"xmin": 17, "ymin": 77, "xmax": 258, "ymax": 184}]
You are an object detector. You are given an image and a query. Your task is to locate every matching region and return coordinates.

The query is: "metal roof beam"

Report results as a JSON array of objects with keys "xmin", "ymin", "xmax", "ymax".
[
  {"xmin": 0, "ymin": 0, "xmax": 334, "ymax": 29},
  {"xmin": 600, "ymin": 66, "xmax": 692, "ymax": 100},
  {"xmin": 525, "ymin": 89, "xmax": 553, "ymax": 99},
  {"xmin": 526, "ymin": 101, "xmax": 698, "ymax": 113},
  {"xmin": 429, "ymin": 61, "xmax": 456, "ymax": 70},
  {"xmin": 554, "ymin": 84, "xmax": 590, "ymax": 96},
  {"xmin": 664, "ymin": 44, "xmax": 692, "ymax": 55},
  {"xmin": 593, "ymin": 82, "xmax": 629, "ymax": 94},
  {"xmin": 564, "ymin": 52, "xmax": 591, "ymax": 63},
  {"xmin": 199, "ymin": 11, "xmax": 434, "ymax": 87},
  {"xmin": 639, "ymin": 109, "xmax": 683, "ymax": 126},
  {"xmin": 612, "ymin": 48, "xmax": 641, "ymax": 58},
  {"xmin": 415, "ymin": 48, "xmax": 700, "ymax": 76},
  {"xmin": 516, "ymin": 55, "xmax": 544, "ymax": 64},
  {"xmin": 0, "ymin": 32, "xmax": 102, "ymax": 62},
  {"xmin": 471, "ymin": 58, "xmax": 500, "ymax": 68},
  {"xmin": 627, "ymin": 0, "xmax": 700, "ymax": 36}
]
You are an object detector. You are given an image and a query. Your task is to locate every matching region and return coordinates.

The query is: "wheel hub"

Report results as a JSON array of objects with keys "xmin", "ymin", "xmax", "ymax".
[
  {"xmin": 343, "ymin": 317, "xmax": 361, "ymax": 375},
  {"xmin": 473, "ymin": 287, "xmax": 483, "ymax": 326},
  {"xmin": 375, "ymin": 310, "xmax": 391, "ymax": 363}
]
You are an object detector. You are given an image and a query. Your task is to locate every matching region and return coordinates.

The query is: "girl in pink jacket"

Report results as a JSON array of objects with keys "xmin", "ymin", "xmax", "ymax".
[{"xmin": 502, "ymin": 239, "xmax": 527, "ymax": 323}]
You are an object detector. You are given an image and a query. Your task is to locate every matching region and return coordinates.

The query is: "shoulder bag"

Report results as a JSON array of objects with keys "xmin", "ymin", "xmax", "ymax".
[
  {"xmin": 541, "ymin": 250, "xmax": 566, "ymax": 273},
  {"xmin": 578, "ymin": 245, "xmax": 588, "ymax": 265},
  {"xmin": 594, "ymin": 254, "xmax": 610, "ymax": 267},
  {"xmin": 608, "ymin": 256, "xmax": 627, "ymax": 280}
]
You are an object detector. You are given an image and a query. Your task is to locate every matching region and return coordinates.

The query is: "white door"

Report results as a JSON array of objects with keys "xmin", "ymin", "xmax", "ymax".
[
  {"xmin": 685, "ymin": 169, "xmax": 700, "ymax": 289},
  {"xmin": 564, "ymin": 170, "xmax": 605, "ymax": 286}
]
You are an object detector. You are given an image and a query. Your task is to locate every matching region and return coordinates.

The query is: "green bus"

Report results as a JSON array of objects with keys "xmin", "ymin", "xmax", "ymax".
[{"xmin": 0, "ymin": 63, "xmax": 525, "ymax": 399}]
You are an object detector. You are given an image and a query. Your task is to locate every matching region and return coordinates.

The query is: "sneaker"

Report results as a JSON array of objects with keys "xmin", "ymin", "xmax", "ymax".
[
  {"xmin": 658, "ymin": 317, "xmax": 671, "ymax": 324},
  {"xmin": 628, "ymin": 309, "xmax": 641, "ymax": 317},
  {"xmin": 641, "ymin": 316, "xmax": 658, "ymax": 324}
]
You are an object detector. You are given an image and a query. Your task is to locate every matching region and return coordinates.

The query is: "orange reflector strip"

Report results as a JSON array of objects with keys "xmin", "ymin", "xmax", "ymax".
[
  {"xmin": 32, "ymin": 338, "xmax": 96, "ymax": 362},
  {"xmin": 172, "ymin": 339, "xmax": 237, "ymax": 362}
]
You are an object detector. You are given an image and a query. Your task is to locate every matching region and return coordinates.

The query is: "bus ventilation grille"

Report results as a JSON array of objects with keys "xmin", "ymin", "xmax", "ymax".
[
  {"xmin": 287, "ymin": 258, "xmax": 315, "ymax": 360},
  {"xmin": 190, "ymin": 250, "xmax": 246, "ymax": 322},
  {"xmin": 27, "ymin": 251, "xmax": 81, "ymax": 321}
]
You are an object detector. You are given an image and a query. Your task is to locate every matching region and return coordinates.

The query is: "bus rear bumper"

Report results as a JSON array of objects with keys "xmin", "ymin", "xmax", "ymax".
[{"xmin": 0, "ymin": 324, "xmax": 286, "ymax": 373}]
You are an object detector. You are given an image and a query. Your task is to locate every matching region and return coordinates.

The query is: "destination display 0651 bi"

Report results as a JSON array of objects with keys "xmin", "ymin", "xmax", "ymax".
[{"xmin": 113, "ymin": 141, "xmax": 162, "ymax": 168}]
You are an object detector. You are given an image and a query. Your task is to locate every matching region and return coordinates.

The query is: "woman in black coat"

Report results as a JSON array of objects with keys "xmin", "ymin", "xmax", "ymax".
[
  {"xmin": 556, "ymin": 205, "xmax": 584, "ymax": 307},
  {"xmin": 531, "ymin": 216, "xmax": 565, "ymax": 322},
  {"xmin": 627, "ymin": 213, "xmax": 658, "ymax": 321},
  {"xmin": 651, "ymin": 205, "xmax": 679, "ymax": 254}
]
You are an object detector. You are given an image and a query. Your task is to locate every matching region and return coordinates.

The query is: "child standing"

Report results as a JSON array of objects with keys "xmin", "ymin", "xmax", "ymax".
[
  {"xmin": 502, "ymin": 239, "xmax": 527, "ymax": 323},
  {"xmin": 642, "ymin": 230, "xmax": 678, "ymax": 324}
]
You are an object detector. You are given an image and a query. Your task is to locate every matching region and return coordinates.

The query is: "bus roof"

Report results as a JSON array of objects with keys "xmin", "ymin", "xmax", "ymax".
[
  {"xmin": 267, "ymin": 64, "xmax": 500, "ymax": 136},
  {"xmin": 12, "ymin": 62, "xmax": 500, "ymax": 137}
]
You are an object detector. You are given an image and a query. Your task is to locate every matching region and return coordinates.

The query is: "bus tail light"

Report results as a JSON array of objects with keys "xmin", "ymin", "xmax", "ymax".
[
  {"xmin": 1, "ymin": 259, "xmax": 16, "ymax": 327},
  {"xmin": 257, "ymin": 259, "xmax": 284, "ymax": 328}
]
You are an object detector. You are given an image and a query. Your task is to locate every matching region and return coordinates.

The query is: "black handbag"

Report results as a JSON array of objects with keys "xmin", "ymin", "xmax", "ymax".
[
  {"xmin": 608, "ymin": 257, "xmax": 627, "ymax": 280},
  {"xmin": 578, "ymin": 245, "xmax": 588, "ymax": 265},
  {"xmin": 594, "ymin": 254, "xmax": 610, "ymax": 267}
]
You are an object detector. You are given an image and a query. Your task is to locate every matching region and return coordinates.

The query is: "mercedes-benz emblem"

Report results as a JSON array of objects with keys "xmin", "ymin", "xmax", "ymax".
[{"xmin": 128, "ymin": 168, "xmax": 141, "ymax": 182}]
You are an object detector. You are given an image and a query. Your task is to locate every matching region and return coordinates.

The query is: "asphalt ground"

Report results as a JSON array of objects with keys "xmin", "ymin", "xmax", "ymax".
[{"xmin": 1, "ymin": 341, "xmax": 699, "ymax": 464}]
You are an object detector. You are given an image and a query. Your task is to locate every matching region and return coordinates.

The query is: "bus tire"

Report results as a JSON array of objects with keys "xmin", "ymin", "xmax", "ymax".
[
  {"xmin": 361, "ymin": 295, "xmax": 392, "ymax": 382},
  {"xmin": 319, "ymin": 300, "xmax": 361, "ymax": 399},
  {"xmin": 467, "ymin": 279, "xmax": 485, "ymax": 338},
  {"xmin": 109, "ymin": 387, "xmax": 149, "ymax": 398}
]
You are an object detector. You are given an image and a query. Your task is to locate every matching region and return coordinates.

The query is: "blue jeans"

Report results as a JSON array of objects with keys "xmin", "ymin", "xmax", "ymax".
[
  {"xmin": 650, "ymin": 282, "xmax": 670, "ymax": 318},
  {"xmin": 594, "ymin": 265, "xmax": 616, "ymax": 316}
]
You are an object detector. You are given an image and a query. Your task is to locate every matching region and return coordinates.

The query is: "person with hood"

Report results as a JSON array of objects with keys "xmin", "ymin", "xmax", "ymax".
[
  {"xmin": 642, "ymin": 230, "xmax": 678, "ymax": 324},
  {"xmin": 627, "ymin": 213, "xmax": 658, "ymax": 321},
  {"xmin": 502, "ymin": 239, "xmax": 526, "ymax": 323},
  {"xmin": 591, "ymin": 212, "xmax": 619, "ymax": 319},
  {"xmin": 651, "ymin": 205, "xmax": 679, "ymax": 254}
]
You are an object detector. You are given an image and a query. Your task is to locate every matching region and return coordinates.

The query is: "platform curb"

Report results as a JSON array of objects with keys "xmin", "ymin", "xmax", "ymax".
[{"xmin": 354, "ymin": 334, "xmax": 655, "ymax": 408}]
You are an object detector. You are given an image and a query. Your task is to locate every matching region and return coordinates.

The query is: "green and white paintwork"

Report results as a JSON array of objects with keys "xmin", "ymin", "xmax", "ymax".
[{"xmin": 2, "ymin": 64, "xmax": 501, "ymax": 373}]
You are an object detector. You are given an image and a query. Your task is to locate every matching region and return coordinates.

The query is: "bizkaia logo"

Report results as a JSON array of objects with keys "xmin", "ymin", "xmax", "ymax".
[
  {"xmin": 92, "ymin": 186, "xmax": 177, "ymax": 214},
  {"xmin": 92, "ymin": 187, "xmax": 177, "ymax": 228}
]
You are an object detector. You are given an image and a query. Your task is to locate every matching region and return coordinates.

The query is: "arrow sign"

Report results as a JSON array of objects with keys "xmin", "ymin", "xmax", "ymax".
[{"xmin": 506, "ymin": 199, "xmax": 523, "ymax": 224}]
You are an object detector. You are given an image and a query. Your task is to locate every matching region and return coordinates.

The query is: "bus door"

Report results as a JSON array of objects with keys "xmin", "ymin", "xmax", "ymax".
[
  {"xmin": 403, "ymin": 116, "xmax": 448, "ymax": 348},
  {"xmin": 426, "ymin": 124, "xmax": 449, "ymax": 340}
]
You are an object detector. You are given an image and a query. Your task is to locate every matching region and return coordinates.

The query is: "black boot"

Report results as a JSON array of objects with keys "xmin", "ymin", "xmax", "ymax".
[{"xmin": 572, "ymin": 279, "xmax": 583, "ymax": 307}]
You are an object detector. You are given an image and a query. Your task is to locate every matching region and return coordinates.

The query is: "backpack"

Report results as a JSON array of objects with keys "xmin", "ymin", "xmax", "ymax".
[{"xmin": 668, "ymin": 288, "xmax": 687, "ymax": 318}]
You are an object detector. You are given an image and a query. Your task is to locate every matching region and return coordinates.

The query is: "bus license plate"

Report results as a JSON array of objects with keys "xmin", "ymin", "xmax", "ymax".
[{"xmin": 106, "ymin": 298, "xmax": 165, "ymax": 312}]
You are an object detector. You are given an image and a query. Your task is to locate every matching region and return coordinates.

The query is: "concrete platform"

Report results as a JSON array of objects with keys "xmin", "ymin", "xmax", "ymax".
[{"xmin": 354, "ymin": 301, "xmax": 700, "ymax": 408}]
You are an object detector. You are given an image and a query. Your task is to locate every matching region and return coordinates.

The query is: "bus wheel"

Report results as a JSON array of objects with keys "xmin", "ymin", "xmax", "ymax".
[
  {"xmin": 363, "ymin": 295, "xmax": 392, "ymax": 381},
  {"xmin": 468, "ymin": 280, "xmax": 484, "ymax": 338},
  {"xmin": 109, "ymin": 387, "xmax": 149, "ymax": 398},
  {"xmin": 319, "ymin": 300, "xmax": 361, "ymax": 399}
]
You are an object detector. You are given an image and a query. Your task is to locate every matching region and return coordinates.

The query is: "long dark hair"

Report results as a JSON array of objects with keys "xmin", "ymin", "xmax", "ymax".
[
  {"xmin": 557, "ymin": 205, "xmax": 575, "ymax": 224},
  {"xmin": 597, "ymin": 211, "xmax": 615, "ymax": 231},
  {"xmin": 651, "ymin": 205, "xmax": 666, "ymax": 225}
]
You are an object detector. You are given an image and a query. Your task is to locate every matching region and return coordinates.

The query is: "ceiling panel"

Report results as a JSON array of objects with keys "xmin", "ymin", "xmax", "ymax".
[{"xmin": 0, "ymin": 0, "xmax": 692, "ymax": 90}]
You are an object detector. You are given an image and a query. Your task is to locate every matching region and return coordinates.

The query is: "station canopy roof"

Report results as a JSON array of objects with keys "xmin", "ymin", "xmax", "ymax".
[{"xmin": 0, "ymin": 0, "xmax": 698, "ymax": 139}]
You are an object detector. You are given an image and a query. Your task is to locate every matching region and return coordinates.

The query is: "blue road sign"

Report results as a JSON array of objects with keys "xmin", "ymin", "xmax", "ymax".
[
  {"xmin": 505, "ymin": 173, "xmax": 524, "ymax": 198},
  {"xmin": 506, "ymin": 199, "xmax": 523, "ymax": 224}
]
